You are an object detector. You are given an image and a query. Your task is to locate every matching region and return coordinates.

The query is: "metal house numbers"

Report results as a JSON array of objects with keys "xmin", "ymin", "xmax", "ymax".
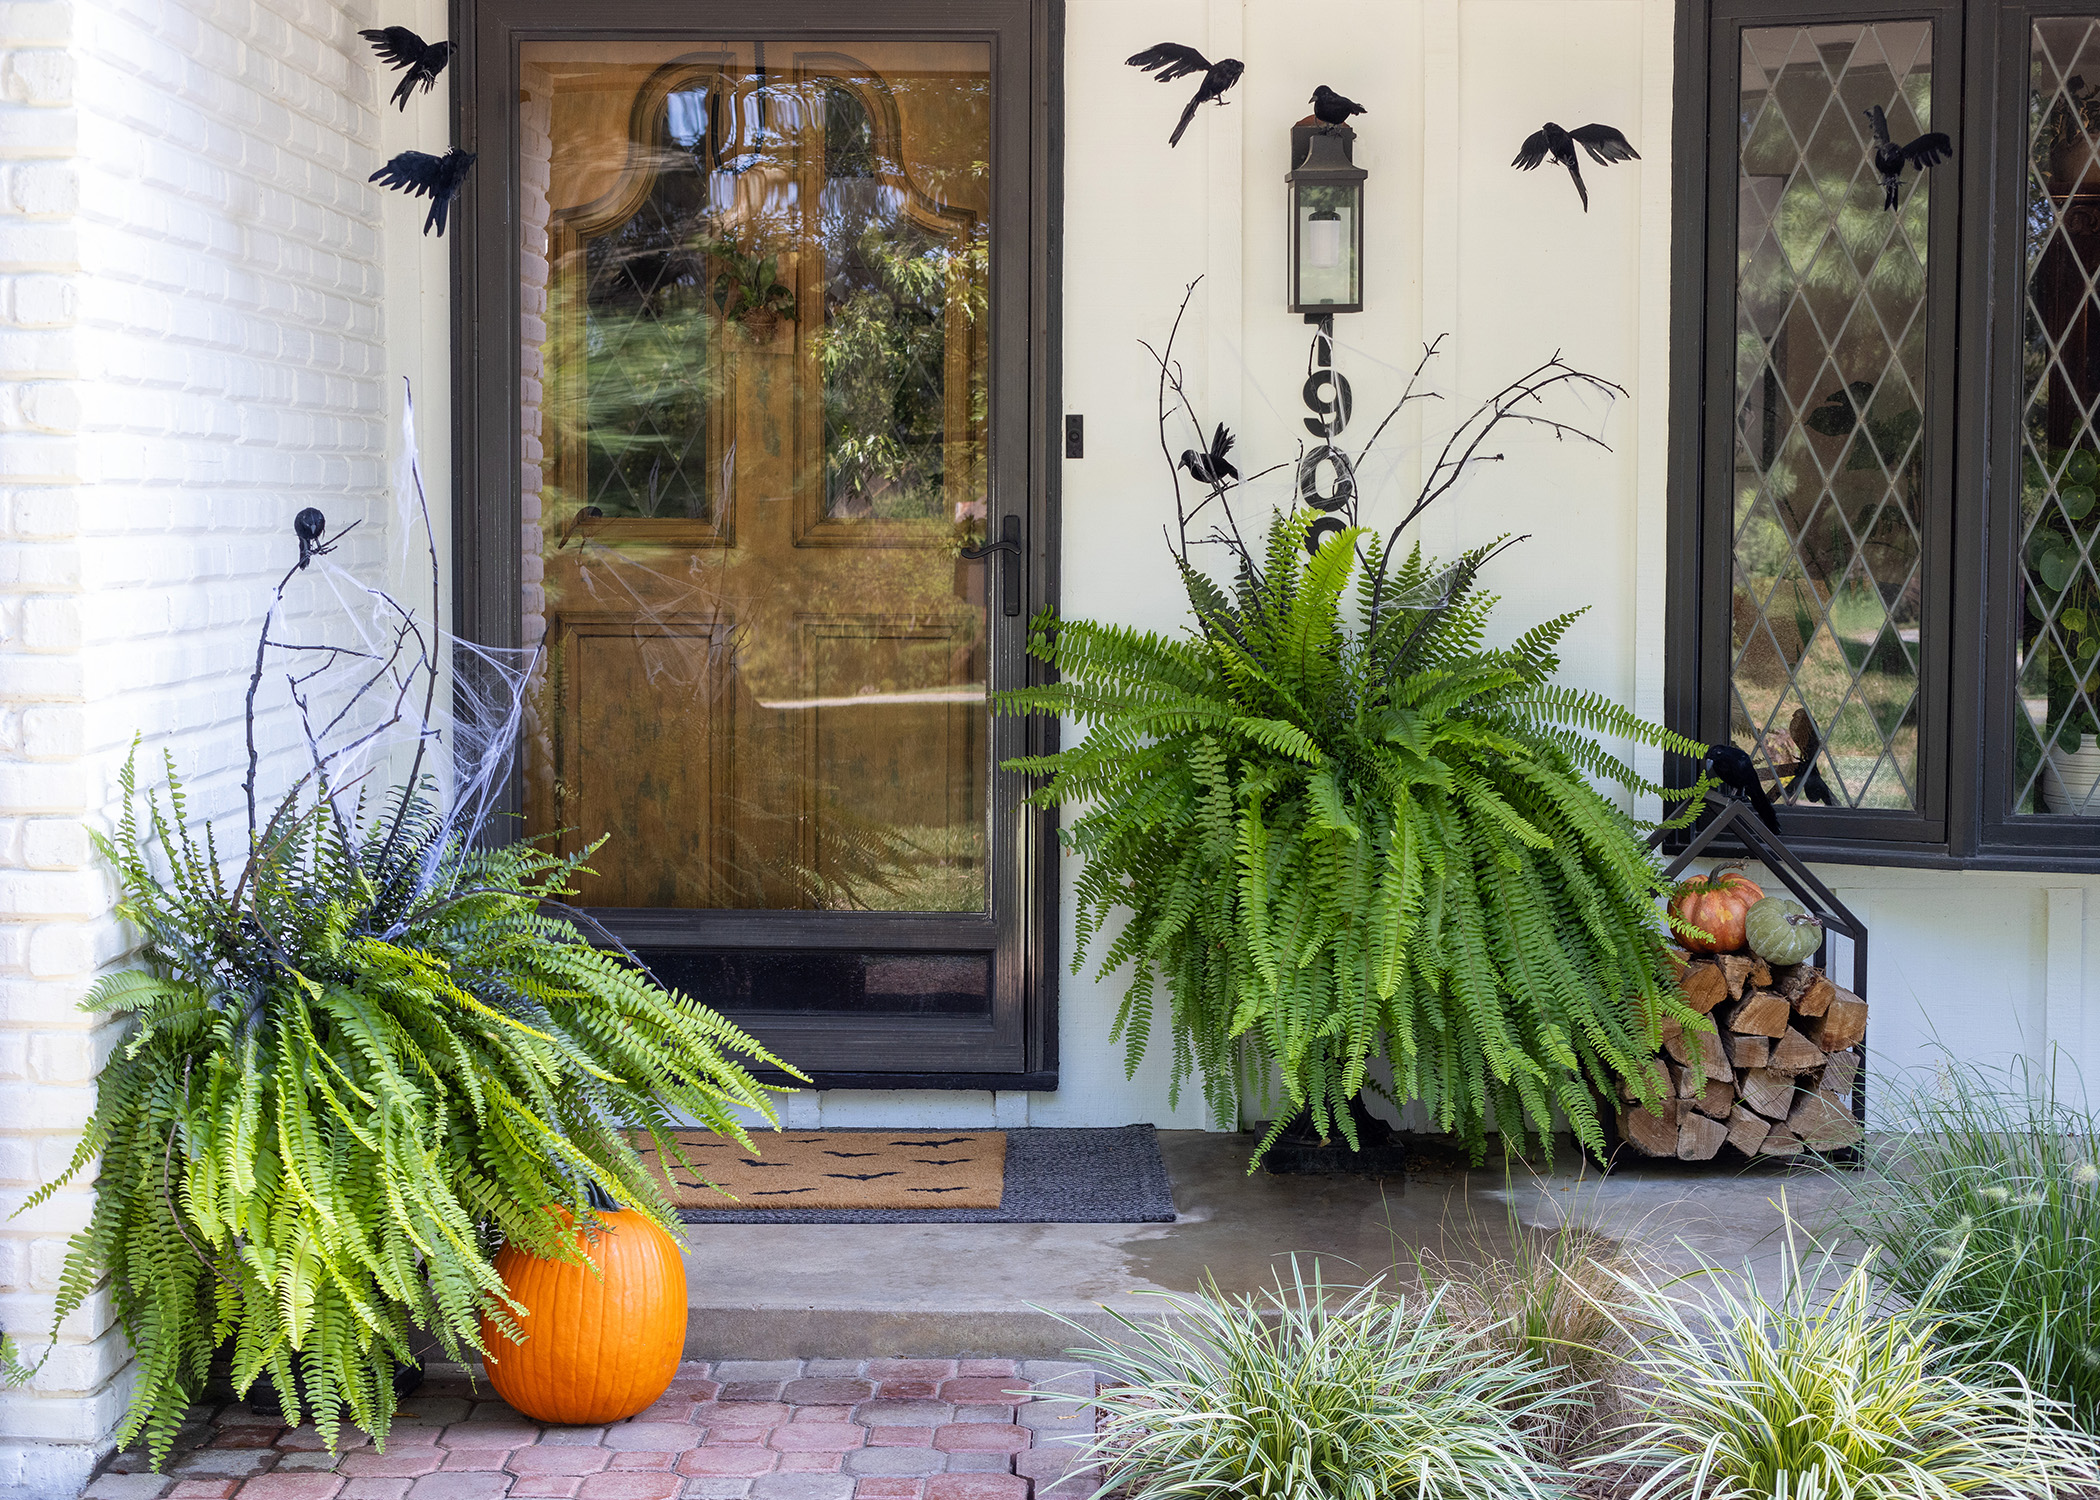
[{"xmin": 1299, "ymin": 321, "xmax": 1357, "ymax": 554}]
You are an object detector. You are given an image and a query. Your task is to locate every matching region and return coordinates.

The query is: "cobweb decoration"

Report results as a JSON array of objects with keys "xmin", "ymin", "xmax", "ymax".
[{"xmin": 239, "ymin": 379, "xmax": 542, "ymax": 933}]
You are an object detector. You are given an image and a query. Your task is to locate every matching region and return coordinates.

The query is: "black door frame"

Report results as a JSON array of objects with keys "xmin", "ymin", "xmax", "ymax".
[{"xmin": 450, "ymin": 0, "xmax": 1063, "ymax": 1086}]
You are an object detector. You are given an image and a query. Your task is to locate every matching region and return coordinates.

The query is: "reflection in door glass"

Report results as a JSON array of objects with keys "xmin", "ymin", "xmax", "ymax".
[
  {"xmin": 518, "ymin": 40, "xmax": 992, "ymax": 910},
  {"xmin": 1729, "ymin": 24, "xmax": 1933, "ymax": 814}
]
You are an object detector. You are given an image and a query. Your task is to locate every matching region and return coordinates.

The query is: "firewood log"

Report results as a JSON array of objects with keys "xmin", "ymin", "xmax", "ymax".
[
  {"xmin": 1691, "ymin": 1074, "xmax": 1735, "ymax": 1119},
  {"xmin": 1619, "ymin": 1101, "xmax": 1679, "ymax": 1156},
  {"xmin": 1728, "ymin": 1033, "xmax": 1771, "ymax": 1070},
  {"xmin": 1776, "ymin": 963, "xmax": 1836, "ymax": 1017},
  {"xmin": 1678, "ymin": 1110, "xmax": 1728, "ymax": 1161},
  {"xmin": 1618, "ymin": 1055, "xmax": 1671, "ymax": 1105},
  {"xmin": 1821, "ymin": 1048, "xmax": 1861, "ymax": 1101},
  {"xmin": 1739, "ymin": 1067, "xmax": 1797, "ymax": 1121},
  {"xmin": 1807, "ymin": 990, "xmax": 1867, "ymax": 1053},
  {"xmin": 1721, "ymin": 990, "xmax": 1791, "ymax": 1038},
  {"xmin": 1725, "ymin": 1104, "xmax": 1772, "ymax": 1155},
  {"xmin": 1678, "ymin": 959, "xmax": 1729, "ymax": 1016},
  {"xmin": 1788, "ymin": 1090, "xmax": 1863, "ymax": 1150},
  {"xmin": 1758, "ymin": 1127, "xmax": 1803, "ymax": 1157},
  {"xmin": 1769, "ymin": 1027, "xmax": 1827, "ymax": 1075},
  {"xmin": 1718, "ymin": 952, "xmax": 1756, "ymax": 1001}
]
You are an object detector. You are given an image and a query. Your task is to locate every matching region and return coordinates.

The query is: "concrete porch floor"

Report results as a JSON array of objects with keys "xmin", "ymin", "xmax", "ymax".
[{"xmin": 679, "ymin": 1130, "xmax": 1848, "ymax": 1360}]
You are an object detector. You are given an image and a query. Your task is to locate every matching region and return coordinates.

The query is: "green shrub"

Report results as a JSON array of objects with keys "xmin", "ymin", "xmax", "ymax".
[
  {"xmin": 1835, "ymin": 1055, "xmax": 2100, "ymax": 1428},
  {"xmin": 1052, "ymin": 1257, "xmax": 1571, "ymax": 1500},
  {"xmin": 1586, "ymin": 1232, "xmax": 2100, "ymax": 1498},
  {"xmin": 998, "ymin": 517, "xmax": 1707, "ymax": 1163},
  {"xmin": 24, "ymin": 759, "xmax": 792, "ymax": 1464}
]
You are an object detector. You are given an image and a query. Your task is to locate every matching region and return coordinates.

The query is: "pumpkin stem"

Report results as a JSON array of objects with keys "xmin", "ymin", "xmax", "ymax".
[
  {"xmin": 1788, "ymin": 913, "xmax": 1824, "ymax": 928},
  {"xmin": 584, "ymin": 1179, "xmax": 619, "ymax": 1214}
]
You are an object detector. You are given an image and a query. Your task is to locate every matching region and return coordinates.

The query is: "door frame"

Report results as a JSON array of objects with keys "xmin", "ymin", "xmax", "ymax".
[{"xmin": 451, "ymin": 0, "xmax": 1063, "ymax": 1087}]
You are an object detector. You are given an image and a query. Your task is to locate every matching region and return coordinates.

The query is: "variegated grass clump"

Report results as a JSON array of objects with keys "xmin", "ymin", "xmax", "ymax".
[
  {"xmin": 1048, "ymin": 1257, "xmax": 1571, "ymax": 1500},
  {"xmin": 1584, "ymin": 1230, "xmax": 2100, "ymax": 1499},
  {"xmin": 1833, "ymin": 1054, "xmax": 2100, "ymax": 1429}
]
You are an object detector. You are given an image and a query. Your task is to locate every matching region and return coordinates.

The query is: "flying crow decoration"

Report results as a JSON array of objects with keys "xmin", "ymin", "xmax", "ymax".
[
  {"xmin": 1512, "ymin": 122, "xmax": 1640, "ymax": 212},
  {"xmin": 359, "ymin": 26, "xmax": 453, "ymax": 112},
  {"xmin": 1178, "ymin": 424, "xmax": 1238, "ymax": 488},
  {"xmin": 1125, "ymin": 42, "xmax": 1245, "ymax": 147},
  {"xmin": 370, "ymin": 148, "xmax": 477, "ymax": 237},
  {"xmin": 1863, "ymin": 104, "xmax": 1952, "ymax": 211},
  {"xmin": 1308, "ymin": 86, "xmax": 1366, "ymax": 129}
]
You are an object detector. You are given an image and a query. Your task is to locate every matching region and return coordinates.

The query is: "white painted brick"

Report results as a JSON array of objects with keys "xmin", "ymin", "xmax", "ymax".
[
  {"xmin": 18, "ymin": 819, "xmax": 85, "ymax": 868},
  {"xmin": 1, "ymin": 49, "xmax": 73, "ymax": 108},
  {"xmin": 6, "ymin": 163, "xmax": 77, "ymax": 216}
]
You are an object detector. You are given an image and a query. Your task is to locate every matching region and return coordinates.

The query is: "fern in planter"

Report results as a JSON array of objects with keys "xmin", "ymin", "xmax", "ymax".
[
  {"xmin": 996, "ymin": 294, "xmax": 1708, "ymax": 1163},
  {"xmin": 21, "ymin": 397, "xmax": 795, "ymax": 1465}
]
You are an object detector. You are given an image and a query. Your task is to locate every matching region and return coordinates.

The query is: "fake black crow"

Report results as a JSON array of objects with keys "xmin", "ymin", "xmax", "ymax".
[
  {"xmin": 1864, "ymin": 104, "xmax": 1952, "ymax": 211},
  {"xmin": 1178, "ymin": 424, "xmax": 1238, "ymax": 487},
  {"xmin": 359, "ymin": 26, "xmax": 453, "ymax": 112},
  {"xmin": 1512, "ymin": 122, "xmax": 1640, "ymax": 212},
  {"xmin": 370, "ymin": 148, "xmax": 476, "ymax": 236},
  {"xmin": 1705, "ymin": 743, "xmax": 1780, "ymax": 831},
  {"xmin": 1309, "ymin": 85, "xmax": 1366, "ymax": 128},
  {"xmin": 1125, "ymin": 43, "xmax": 1245, "ymax": 147},
  {"xmin": 293, "ymin": 507, "xmax": 327, "ymax": 570}
]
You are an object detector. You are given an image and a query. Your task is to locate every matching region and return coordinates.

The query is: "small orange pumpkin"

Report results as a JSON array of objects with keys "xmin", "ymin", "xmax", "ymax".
[
  {"xmin": 481, "ymin": 1185, "xmax": 686, "ymax": 1425},
  {"xmin": 1668, "ymin": 863, "xmax": 1765, "ymax": 955}
]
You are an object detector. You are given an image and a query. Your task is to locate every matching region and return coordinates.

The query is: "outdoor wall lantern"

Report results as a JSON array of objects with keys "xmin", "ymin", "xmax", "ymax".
[{"xmin": 1287, "ymin": 125, "xmax": 1366, "ymax": 318}]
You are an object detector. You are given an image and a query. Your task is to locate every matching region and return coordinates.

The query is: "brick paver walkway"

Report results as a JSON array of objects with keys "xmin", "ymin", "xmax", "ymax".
[{"xmin": 84, "ymin": 1359, "xmax": 1102, "ymax": 1500}]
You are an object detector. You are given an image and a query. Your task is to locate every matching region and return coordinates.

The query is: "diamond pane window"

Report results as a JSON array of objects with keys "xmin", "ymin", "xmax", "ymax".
[
  {"xmin": 1729, "ymin": 24, "xmax": 1934, "ymax": 814},
  {"xmin": 2016, "ymin": 20, "xmax": 2100, "ymax": 817}
]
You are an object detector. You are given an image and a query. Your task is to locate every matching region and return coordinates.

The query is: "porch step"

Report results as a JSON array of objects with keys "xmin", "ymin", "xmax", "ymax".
[{"xmin": 676, "ymin": 1130, "xmax": 1834, "ymax": 1360}]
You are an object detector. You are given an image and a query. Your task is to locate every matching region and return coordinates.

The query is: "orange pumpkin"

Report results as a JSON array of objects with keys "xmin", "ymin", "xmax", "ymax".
[
  {"xmin": 481, "ymin": 1188, "xmax": 687, "ymax": 1425},
  {"xmin": 1668, "ymin": 864, "xmax": 1765, "ymax": 955}
]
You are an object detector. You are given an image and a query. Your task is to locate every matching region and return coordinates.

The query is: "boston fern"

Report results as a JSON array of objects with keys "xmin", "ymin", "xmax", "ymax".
[
  {"xmin": 26, "ymin": 759, "xmax": 789, "ymax": 1465},
  {"xmin": 999, "ymin": 297, "xmax": 1707, "ymax": 1162}
]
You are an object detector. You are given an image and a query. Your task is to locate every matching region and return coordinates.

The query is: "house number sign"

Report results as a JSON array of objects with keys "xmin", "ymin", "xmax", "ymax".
[{"xmin": 1298, "ymin": 324, "xmax": 1356, "ymax": 554}]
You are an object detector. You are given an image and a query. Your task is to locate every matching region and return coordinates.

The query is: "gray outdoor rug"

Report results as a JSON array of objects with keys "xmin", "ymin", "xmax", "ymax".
[{"xmin": 673, "ymin": 1124, "xmax": 1177, "ymax": 1224}]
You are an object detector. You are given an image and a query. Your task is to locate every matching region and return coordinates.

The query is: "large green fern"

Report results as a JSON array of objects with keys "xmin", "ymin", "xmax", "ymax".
[
  {"xmin": 25, "ymin": 755, "xmax": 793, "ymax": 1466},
  {"xmin": 998, "ymin": 516, "xmax": 1707, "ymax": 1165}
]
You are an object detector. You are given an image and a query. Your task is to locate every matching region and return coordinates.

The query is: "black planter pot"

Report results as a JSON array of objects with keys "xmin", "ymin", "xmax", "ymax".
[
  {"xmin": 241, "ymin": 1359, "xmax": 424, "ymax": 1418},
  {"xmin": 1256, "ymin": 1098, "xmax": 1414, "ymax": 1177}
]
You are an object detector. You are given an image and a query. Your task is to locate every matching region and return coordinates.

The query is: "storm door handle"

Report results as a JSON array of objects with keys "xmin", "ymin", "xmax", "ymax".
[{"xmin": 960, "ymin": 514, "xmax": 1024, "ymax": 616}]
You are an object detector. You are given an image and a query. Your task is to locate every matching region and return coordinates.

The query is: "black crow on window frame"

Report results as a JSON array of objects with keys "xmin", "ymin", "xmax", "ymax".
[
  {"xmin": 359, "ymin": 26, "xmax": 453, "ymax": 112},
  {"xmin": 1864, "ymin": 104, "xmax": 1952, "ymax": 211},
  {"xmin": 1705, "ymin": 743, "xmax": 1781, "ymax": 831},
  {"xmin": 1125, "ymin": 42, "xmax": 1245, "ymax": 147},
  {"xmin": 1512, "ymin": 122, "xmax": 1640, "ymax": 212}
]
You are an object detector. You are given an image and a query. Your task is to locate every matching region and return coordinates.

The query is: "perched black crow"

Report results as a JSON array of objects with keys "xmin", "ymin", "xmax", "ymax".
[
  {"xmin": 1309, "ymin": 85, "xmax": 1366, "ymax": 128},
  {"xmin": 293, "ymin": 507, "xmax": 326, "ymax": 570},
  {"xmin": 1512, "ymin": 122, "xmax": 1640, "ymax": 212},
  {"xmin": 1706, "ymin": 744, "xmax": 1780, "ymax": 831},
  {"xmin": 370, "ymin": 148, "xmax": 476, "ymax": 236},
  {"xmin": 1178, "ymin": 424, "xmax": 1238, "ymax": 488},
  {"xmin": 1864, "ymin": 105, "xmax": 1952, "ymax": 211},
  {"xmin": 359, "ymin": 26, "xmax": 453, "ymax": 112},
  {"xmin": 1125, "ymin": 42, "xmax": 1245, "ymax": 147}
]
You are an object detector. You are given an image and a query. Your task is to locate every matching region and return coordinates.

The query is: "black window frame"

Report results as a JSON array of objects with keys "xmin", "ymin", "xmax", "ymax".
[
  {"xmin": 450, "ymin": 0, "xmax": 1066, "ymax": 1084},
  {"xmin": 1669, "ymin": 0, "xmax": 2100, "ymax": 870}
]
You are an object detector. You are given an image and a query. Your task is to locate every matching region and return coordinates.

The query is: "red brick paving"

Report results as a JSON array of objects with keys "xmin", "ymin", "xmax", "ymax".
[{"xmin": 87, "ymin": 1360, "xmax": 1100, "ymax": 1499}]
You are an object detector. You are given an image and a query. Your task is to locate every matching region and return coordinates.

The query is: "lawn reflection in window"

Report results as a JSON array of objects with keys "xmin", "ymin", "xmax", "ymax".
[{"xmin": 1730, "ymin": 23, "xmax": 1933, "ymax": 814}]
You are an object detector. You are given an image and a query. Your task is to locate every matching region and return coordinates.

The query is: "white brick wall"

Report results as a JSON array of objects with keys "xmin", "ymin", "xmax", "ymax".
[{"xmin": 0, "ymin": 0, "xmax": 403, "ymax": 1489}]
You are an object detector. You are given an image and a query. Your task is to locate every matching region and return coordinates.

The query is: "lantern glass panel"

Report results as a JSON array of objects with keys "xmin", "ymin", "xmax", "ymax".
[{"xmin": 1294, "ymin": 183, "xmax": 1359, "ymax": 310}]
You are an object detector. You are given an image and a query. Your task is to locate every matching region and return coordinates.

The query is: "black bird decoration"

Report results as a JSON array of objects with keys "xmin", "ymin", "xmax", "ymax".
[
  {"xmin": 1782, "ymin": 707, "xmax": 1837, "ymax": 808},
  {"xmin": 1512, "ymin": 123, "xmax": 1640, "ymax": 212},
  {"xmin": 1705, "ymin": 744, "xmax": 1780, "ymax": 831},
  {"xmin": 359, "ymin": 27, "xmax": 453, "ymax": 112},
  {"xmin": 1178, "ymin": 424, "xmax": 1238, "ymax": 488},
  {"xmin": 1309, "ymin": 86, "xmax": 1366, "ymax": 129},
  {"xmin": 1125, "ymin": 43, "xmax": 1245, "ymax": 147},
  {"xmin": 1864, "ymin": 105, "xmax": 1952, "ymax": 211},
  {"xmin": 293, "ymin": 507, "xmax": 327, "ymax": 571},
  {"xmin": 370, "ymin": 148, "xmax": 476, "ymax": 237}
]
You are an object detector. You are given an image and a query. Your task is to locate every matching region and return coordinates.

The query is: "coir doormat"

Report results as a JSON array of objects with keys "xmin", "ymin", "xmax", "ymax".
[{"xmin": 648, "ymin": 1124, "xmax": 1176, "ymax": 1224}]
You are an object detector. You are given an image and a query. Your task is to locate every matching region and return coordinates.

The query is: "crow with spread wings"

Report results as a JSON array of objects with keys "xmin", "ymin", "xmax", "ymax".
[
  {"xmin": 1125, "ymin": 42, "xmax": 1245, "ymax": 147},
  {"xmin": 369, "ymin": 149, "xmax": 476, "ymax": 237},
  {"xmin": 1511, "ymin": 122, "xmax": 1640, "ymax": 211},
  {"xmin": 359, "ymin": 26, "xmax": 453, "ymax": 112}
]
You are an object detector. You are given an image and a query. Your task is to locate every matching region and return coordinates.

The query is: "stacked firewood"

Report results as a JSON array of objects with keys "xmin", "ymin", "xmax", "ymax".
[{"xmin": 1617, "ymin": 952, "xmax": 1866, "ymax": 1161}]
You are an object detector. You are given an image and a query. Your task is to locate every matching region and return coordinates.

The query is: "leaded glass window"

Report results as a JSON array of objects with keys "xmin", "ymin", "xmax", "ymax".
[
  {"xmin": 2018, "ymin": 18, "xmax": 2100, "ymax": 816},
  {"xmin": 1729, "ymin": 23, "xmax": 1935, "ymax": 814}
]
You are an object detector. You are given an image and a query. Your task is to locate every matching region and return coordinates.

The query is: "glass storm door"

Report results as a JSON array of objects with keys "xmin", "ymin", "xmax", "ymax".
[{"xmin": 473, "ymin": 4, "xmax": 1053, "ymax": 1081}]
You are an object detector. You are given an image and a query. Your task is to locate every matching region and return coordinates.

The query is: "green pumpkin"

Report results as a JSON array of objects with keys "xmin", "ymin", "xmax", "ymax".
[{"xmin": 1744, "ymin": 896, "xmax": 1824, "ymax": 965}]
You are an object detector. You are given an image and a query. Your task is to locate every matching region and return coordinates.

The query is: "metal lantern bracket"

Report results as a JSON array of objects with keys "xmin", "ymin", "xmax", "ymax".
[{"xmin": 1608, "ymin": 788, "xmax": 1872, "ymax": 1168}]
